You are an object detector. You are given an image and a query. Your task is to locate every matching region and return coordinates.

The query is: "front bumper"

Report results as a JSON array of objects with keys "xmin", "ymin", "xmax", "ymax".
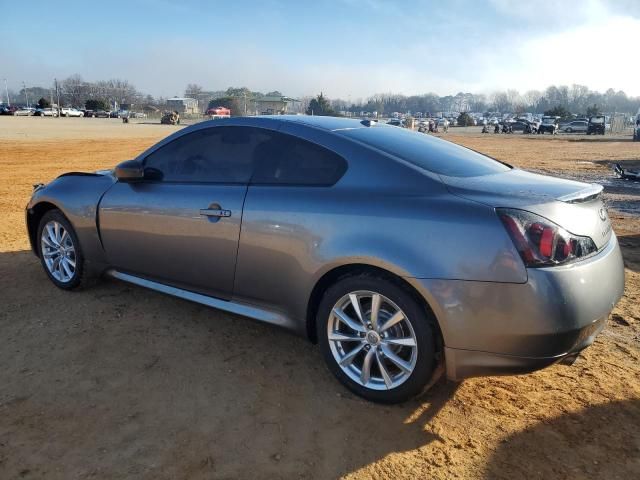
[{"xmin": 408, "ymin": 234, "xmax": 625, "ymax": 380}]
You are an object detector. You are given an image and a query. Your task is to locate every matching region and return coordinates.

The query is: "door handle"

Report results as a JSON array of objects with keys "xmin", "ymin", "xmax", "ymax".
[{"xmin": 200, "ymin": 208, "xmax": 232, "ymax": 218}]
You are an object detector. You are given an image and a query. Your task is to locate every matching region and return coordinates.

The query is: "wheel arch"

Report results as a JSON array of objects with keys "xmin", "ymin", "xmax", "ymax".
[
  {"xmin": 305, "ymin": 263, "xmax": 444, "ymax": 352},
  {"xmin": 26, "ymin": 201, "xmax": 62, "ymax": 256}
]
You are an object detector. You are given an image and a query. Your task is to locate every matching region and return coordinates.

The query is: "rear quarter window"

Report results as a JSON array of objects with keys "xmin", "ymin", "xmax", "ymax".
[
  {"xmin": 341, "ymin": 126, "xmax": 511, "ymax": 177},
  {"xmin": 251, "ymin": 132, "xmax": 347, "ymax": 186}
]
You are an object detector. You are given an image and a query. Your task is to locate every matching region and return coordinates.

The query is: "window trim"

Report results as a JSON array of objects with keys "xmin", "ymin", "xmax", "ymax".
[{"xmin": 140, "ymin": 125, "xmax": 349, "ymax": 188}]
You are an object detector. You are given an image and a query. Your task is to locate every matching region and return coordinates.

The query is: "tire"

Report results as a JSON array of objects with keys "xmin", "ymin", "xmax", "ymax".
[
  {"xmin": 37, "ymin": 209, "xmax": 86, "ymax": 290},
  {"xmin": 317, "ymin": 273, "xmax": 436, "ymax": 404}
]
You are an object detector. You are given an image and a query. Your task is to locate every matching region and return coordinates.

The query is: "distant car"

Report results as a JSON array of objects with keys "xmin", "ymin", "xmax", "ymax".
[
  {"xmin": 94, "ymin": 110, "xmax": 110, "ymax": 118},
  {"xmin": 562, "ymin": 121, "xmax": 588, "ymax": 134},
  {"xmin": 386, "ymin": 119, "xmax": 402, "ymax": 127},
  {"xmin": 1, "ymin": 105, "xmax": 18, "ymax": 115},
  {"xmin": 587, "ymin": 116, "xmax": 606, "ymax": 135},
  {"xmin": 130, "ymin": 112, "xmax": 146, "ymax": 118},
  {"xmin": 510, "ymin": 120, "xmax": 534, "ymax": 134},
  {"xmin": 34, "ymin": 108, "xmax": 59, "ymax": 117},
  {"xmin": 538, "ymin": 117, "xmax": 558, "ymax": 134},
  {"xmin": 109, "ymin": 110, "xmax": 120, "ymax": 118},
  {"xmin": 60, "ymin": 107, "xmax": 84, "ymax": 117},
  {"xmin": 14, "ymin": 107, "xmax": 34, "ymax": 116},
  {"xmin": 437, "ymin": 118, "xmax": 449, "ymax": 127}
]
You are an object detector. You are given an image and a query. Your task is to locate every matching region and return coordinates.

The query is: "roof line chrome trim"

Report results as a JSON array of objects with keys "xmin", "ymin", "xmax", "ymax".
[{"xmin": 105, "ymin": 270, "xmax": 291, "ymax": 327}]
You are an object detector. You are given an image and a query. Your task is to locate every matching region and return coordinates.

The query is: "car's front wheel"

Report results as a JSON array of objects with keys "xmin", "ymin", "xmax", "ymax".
[
  {"xmin": 37, "ymin": 210, "xmax": 85, "ymax": 290},
  {"xmin": 317, "ymin": 274, "xmax": 436, "ymax": 404}
]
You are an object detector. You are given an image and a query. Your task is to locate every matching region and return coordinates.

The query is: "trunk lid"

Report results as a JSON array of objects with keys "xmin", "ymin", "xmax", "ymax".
[{"xmin": 441, "ymin": 169, "xmax": 612, "ymax": 249}]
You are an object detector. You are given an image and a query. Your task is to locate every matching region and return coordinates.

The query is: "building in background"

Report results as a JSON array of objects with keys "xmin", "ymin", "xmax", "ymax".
[
  {"xmin": 166, "ymin": 97, "xmax": 199, "ymax": 114},
  {"xmin": 254, "ymin": 95, "xmax": 299, "ymax": 115}
]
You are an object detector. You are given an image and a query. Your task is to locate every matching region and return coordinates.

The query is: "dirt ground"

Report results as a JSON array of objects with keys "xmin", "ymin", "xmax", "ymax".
[{"xmin": 0, "ymin": 117, "xmax": 639, "ymax": 479}]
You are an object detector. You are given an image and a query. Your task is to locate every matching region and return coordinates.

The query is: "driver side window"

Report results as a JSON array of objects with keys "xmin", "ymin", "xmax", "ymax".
[{"xmin": 143, "ymin": 127, "xmax": 269, "ymax": 183}]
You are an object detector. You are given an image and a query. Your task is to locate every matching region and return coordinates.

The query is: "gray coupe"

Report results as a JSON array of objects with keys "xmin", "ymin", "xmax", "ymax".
[{"xmin": 26, "ymin": 116, "xmax": 625, "ymax": 403}]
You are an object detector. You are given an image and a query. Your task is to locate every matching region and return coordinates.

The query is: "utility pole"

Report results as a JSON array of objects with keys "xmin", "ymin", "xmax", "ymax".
[
  {"xmin": 55, "ymin": 78, "xmax": 61, "ymax": 116},
  {"xmin": 23, "ymin": 81, "xmax": 29, "ymax": 107},
  {"xmin": 3, "ymin": 78, "xmax": 9, "ymax": 106}
]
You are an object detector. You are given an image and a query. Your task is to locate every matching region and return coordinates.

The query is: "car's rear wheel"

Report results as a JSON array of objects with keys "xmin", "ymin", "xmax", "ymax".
[
  {"xmin": 317, "ymin": 274, "xmax": 436, "ymax": 404},
  {"xmin": 37, "ymin": 210, "xmax": 85, "ymax": 290}
]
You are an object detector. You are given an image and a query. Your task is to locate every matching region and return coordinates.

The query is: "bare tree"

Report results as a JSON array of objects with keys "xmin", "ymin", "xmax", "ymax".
[{"xmin": 185, "ymin": 84, "xmax": 203, "ymax": 98}]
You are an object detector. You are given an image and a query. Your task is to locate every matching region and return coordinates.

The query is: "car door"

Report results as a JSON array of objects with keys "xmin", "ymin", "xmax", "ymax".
[{"xmin": 98, "ymin": 126, "xmax": 271, "ymax": 299}]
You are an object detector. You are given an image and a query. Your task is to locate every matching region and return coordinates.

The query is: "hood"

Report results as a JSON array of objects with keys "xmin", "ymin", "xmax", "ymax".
[{"xmin": 441, "ymin": 169, "xmax": 612, "ymax": 249}]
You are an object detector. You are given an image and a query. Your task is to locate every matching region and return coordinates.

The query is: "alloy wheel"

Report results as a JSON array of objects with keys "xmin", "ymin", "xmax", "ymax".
[
  {"xmin": 327, "ymin": 290, "xmax": 418, "ymax": 391},
  {"xmin": 41, "ymin": 220, "xmax": 76, "ymax": 283}
]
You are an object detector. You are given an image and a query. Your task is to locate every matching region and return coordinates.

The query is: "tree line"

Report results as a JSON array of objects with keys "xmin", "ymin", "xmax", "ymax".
[
  {"xmin": 5, "ymin": 76, "xmax": 639, "ymax": 117},
  {"xmin": 333, "ymin": 85, "xmax": 640, "ymax": 116}
]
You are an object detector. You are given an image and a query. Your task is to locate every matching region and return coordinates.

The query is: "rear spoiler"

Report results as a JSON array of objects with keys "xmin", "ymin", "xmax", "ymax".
[{"xmin": 557, "ymin": 184, "xmax": 603, "ymax": 203}]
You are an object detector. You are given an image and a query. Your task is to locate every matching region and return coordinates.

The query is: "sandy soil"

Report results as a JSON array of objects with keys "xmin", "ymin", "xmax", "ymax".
[{"xmin": 0, "ymin": 117, "xmax": 638, "ymax": 479}]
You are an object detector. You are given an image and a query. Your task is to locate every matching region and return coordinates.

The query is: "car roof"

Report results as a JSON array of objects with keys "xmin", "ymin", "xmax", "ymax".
[{"xmin": 193, "ymin": 115, "xmax": 380, "ymax": 132}]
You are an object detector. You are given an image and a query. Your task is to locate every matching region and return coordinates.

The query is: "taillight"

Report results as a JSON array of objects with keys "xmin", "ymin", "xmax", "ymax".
[{"xmin": 497, "ymin": 208, "xmax": 598, "ymax": 267}]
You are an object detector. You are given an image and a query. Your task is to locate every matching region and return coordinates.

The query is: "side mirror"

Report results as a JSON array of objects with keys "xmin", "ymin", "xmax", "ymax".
[{"xmin": 115, "ymin": 159, "xmax": 144, "ymax": 181}]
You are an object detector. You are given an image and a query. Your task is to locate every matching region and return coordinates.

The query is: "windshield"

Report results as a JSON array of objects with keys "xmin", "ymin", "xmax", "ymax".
[
  {"xmin": 341, "ymin": 125, "xmax": 511, "ymax": 177},
  {"xmin": 590, "ymin": 117, "xmax": 604, "ymax": 124},
  {"xmin": 542, "ymin": 118, "xmax": 555, "ymax": 124}
]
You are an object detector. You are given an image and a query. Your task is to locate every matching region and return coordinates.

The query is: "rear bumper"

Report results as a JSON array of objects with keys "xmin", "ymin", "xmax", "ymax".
[
  {"xmin": 408, "ymin": 234, "xmax": 625, "ymax": 380},
  {"xmin": 443, "ymin": 315, "xmax": 607, "ymax": 380}
]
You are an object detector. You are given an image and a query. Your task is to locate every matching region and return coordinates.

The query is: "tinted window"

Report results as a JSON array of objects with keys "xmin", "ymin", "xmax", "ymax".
[
  {"xmin": 250, "ymin": 132, "xmax": 347, "ymax": 186},
  {"xmin": 144, "ymin": 127, "xmax": 272, "ymax": 183},
  {"xmin": 340, "ymin": 125, "xmax": 510, "ymax": 177}
]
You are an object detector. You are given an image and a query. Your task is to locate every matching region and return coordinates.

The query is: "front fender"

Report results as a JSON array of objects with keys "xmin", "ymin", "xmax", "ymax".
[{"xmin": 26, "ymin": 174, "xmax": 116, "ymax": 267}]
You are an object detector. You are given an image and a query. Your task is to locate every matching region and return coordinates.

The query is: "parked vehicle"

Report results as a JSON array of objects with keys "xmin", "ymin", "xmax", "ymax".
[
  {"xmin": 60, "ymin": 107, "xmax": 84, "ymax": 117},
  {"xmin": 83, "ymin": 110, "xmax": 94, "ymax": 117},
  {"xmin": 538, "ymin": 117, "xmax": 558, "ymax": 134},
  {"xmin": 161, "ymin": 110, "xmax": 180, "ymax": 125},
  {"xmin": 14, "ymin": 107, "xmax": 35, "ymax": 116},
  {"xmin": 509, "ymin": 120, "xmax": 534, "ymax": 134},
  {"xmin": 561, "ymin": 120, "xmax": 588, "ymax": 134},
  {"xmin": 26, "ymin": 116, "xmax": 625, "ymax": 403},
  {"xmin": 93, "ymin": 110, "xmax": 110, "ymax": 118},
  {"xmin": 386, "ymin": 118, "xmax": 402, "ymax": 127},
  {"xmin": 34, "ymin": 108, "xmax": 59, "ymax": 117},
  {"xmin": 587, "ymin": 115, "xmax": 606, "ymax": 135},
  {"xmin": 0, "ymin": 105, "xmax": 18, "ymax": 115}
]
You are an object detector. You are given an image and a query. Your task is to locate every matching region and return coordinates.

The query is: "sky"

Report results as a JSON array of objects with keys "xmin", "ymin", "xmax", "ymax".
[{"xmin": 1, "ymin": 0, "xmax": 639, "ymax": 99}]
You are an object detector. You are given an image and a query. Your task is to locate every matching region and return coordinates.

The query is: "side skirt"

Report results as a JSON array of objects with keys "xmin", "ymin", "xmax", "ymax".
[{"xmin": 105, "ymin": 269, "xmax": 295, "ymax": 329}]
